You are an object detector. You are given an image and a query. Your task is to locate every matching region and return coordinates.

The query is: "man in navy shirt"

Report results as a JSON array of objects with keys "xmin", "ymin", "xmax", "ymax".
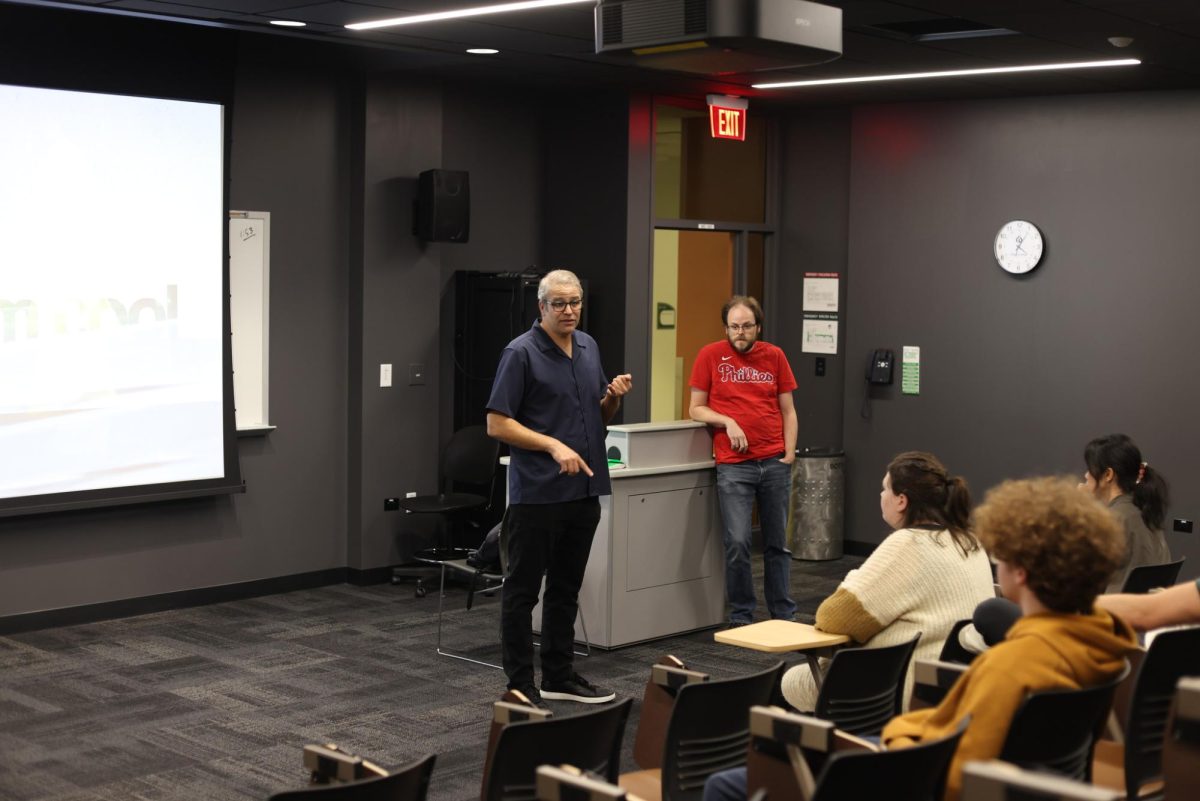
[{"xmin": 486, "ymin": 269, "xmax": 632, "ymax": 705}]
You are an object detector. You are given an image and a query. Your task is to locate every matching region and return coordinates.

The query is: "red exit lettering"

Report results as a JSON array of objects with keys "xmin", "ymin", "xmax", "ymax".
[{"xmin": 708, "ymin": 105, "xmax": 747, "ymax": 141}]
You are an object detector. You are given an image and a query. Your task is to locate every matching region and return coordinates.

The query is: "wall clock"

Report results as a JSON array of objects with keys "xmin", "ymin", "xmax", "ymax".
[{"xmin": 994, "ymin": 220, "xmax": 1044, "ymax": 275}]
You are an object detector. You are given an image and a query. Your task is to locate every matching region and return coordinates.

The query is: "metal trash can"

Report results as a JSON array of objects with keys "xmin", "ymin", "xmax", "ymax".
[{"xmin": 787, "ymin": 448, "xmax": 845, "ymax": 561}]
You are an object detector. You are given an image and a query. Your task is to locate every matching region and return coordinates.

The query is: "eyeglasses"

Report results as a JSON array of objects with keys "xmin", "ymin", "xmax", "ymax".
[
  {"xmin": 727, "ymin": 322, "xmax": 758, "ymax": 333},
  {"xmin": 546, "ymin": 298, "xmax": 583, "ymax": 312}
]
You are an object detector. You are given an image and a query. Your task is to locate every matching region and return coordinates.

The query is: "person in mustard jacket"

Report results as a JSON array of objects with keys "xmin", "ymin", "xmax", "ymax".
[{"xmin": 881, "ymin": 476, "xmax": 1139, "ymax": 801}]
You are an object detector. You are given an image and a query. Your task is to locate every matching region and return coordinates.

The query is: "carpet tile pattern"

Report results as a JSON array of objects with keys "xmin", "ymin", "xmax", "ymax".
[{"xmin": 0, "ymin": 557, "xmax": 858, "ymax": 801}]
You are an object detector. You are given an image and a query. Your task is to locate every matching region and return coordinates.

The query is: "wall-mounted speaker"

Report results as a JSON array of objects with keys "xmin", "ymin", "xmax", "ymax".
[{"xmin": 413, "ymin": 169, "xmax": 470, "ymax": 243}]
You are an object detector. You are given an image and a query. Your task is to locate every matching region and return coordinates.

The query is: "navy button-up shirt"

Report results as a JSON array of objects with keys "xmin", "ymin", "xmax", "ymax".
[{"xmin": 486, "ymin": 321, "xmax": 612, "ymax": 504}]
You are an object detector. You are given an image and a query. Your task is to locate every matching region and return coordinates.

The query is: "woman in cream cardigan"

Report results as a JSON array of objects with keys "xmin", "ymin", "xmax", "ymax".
[{"xmin": 781, "ymin": 451, "xmax": 995, "ymax": 711}]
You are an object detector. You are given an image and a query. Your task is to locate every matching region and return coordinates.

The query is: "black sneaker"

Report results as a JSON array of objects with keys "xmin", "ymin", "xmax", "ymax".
[
  {"xmin": 541, "ymin": 673, "xmax": 616, "ymax": 704},
  {"xmin": 508, "ymin": 685, "xmax": 548, "ymax": 710}
]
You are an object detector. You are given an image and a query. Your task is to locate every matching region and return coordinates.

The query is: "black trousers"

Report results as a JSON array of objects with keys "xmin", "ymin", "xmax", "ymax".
[{"xmin": 501, "ymin": 497, "xmax": 601, "ymax": 689}]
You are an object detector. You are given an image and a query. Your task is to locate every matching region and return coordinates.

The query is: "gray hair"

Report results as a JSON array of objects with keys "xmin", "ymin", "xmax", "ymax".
[{"xmin": 538, "ymin": 269, "xmax": 583, "ymax": 303}]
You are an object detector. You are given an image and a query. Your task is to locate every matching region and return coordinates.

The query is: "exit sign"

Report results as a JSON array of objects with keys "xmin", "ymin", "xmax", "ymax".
[{"xmin": 707, "ymin": 94, "xmax": 748, "ymax": 141}]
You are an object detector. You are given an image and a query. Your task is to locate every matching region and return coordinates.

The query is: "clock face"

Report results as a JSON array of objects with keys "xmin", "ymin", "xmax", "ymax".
[{"xmin": 994, "ymin": 220, "xmax": 1044, "ymax": 275}]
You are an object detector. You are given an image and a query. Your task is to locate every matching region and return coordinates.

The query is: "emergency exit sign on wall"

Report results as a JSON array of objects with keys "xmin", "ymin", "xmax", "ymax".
[{"xmin": 707, "ymin": 94, "xmax": 748, "ymax": 141}]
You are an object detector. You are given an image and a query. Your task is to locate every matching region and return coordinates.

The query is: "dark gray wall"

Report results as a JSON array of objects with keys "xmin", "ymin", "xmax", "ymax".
[
  {"xmin": 837, "ymin": 91, "xmax": 1200, "ymax": 578},
  {"xmin": 541, "ymin": 92, "xmax": 631, "ymax": 397},
  {"xmin": 436, "ymin": 88, "xmax": 544, "ymax": 452},
  {"xmin": 777, "ymin": 109, "xmax": 853, "ymax": 453}
]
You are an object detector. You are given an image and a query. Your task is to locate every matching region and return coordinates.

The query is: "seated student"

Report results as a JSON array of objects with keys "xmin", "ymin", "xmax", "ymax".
[
  {"xmin": 780, "ymin": 452, "xmax": 994, "ymax": 712},
  {"xmin": 881, "ymin": 476, "xmax": 1139, "ymax": 801},
  {"xmin": 1097, "ymin": 579, "xmax": 1200, "ymax": 630},
  {"xmin": 963, "ymin": 433, "xmax": 1173, "ymax": 651},
  {"xmin": 1081, "ymin": 433, "xmax": 1171, "ymax": 591}
]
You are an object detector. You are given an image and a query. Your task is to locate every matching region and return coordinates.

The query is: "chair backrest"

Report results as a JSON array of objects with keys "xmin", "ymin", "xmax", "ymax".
[
  {"xmin": 1121, "ymin": 558, "xmax": 1186, "ymax": 594},
  {"xmin": 1119, "ymin": 625, "xmax": 1200, "ymax": 798},
  {"xmin": 810, "ymin": 718, "xmax": 968, "ymax": 801},
  {"xmin": 1164, "ymin": 676, "xmax": 1200, "ymax": 801},
  {"xmin": 909, "ymin": 658, "xmax": 969, "ymax": 711},
  {"xmin": 444, "ymin": 425, "xmax": 501, "ymax": 489},
  {"xmin": 268, "ymin": 753, "xmax": 436, "ymax": 801},
  {"xmin": 999, "ymin": 662, "xmax": 1130, "ymax": 781},
  {"xmin": 632, "ymin": 658, "xmax": 710, "ymax": 769},
  {"xmin": 815, "ymin": 633, "xmax": 921, "ymax": 736},
  {"xmin": 961, "ymin": 760, "xmax": 1122, "ymax": 801},
  {"xmin": 938, "ymin": 619, "xmax": 977, "ymax": 665},
  {"xmin": 481, "ymin": 698, "xmax": 555, "ymax": 799},
  {"xmin": 658, "ymin": 661, "xmax": 785, "ymax": 801},
  {"xmin": 536, "ymin": 765, "xmax": 628, "ymax": 801},
  {"xmin": 485, "ymin": 698, "xmax": 632, "ymax": 801}
]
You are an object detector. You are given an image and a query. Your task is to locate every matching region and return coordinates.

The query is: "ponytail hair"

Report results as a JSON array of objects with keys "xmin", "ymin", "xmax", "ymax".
[
  {"xmin": 887, "ymin": 451, "xmax": 979, "ymax": 556},
  {"xmin": 1084, "ymin": 434, "xmax": 1170, "ymax": 530}
]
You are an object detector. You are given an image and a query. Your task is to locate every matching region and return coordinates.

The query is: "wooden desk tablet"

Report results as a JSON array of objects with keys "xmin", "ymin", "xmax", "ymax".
[
  {"xmin": 715, "ymin": 621, "xmax": 851, "ymax": 690},
  {"xmin": 714, "ymin": 620, "xmax": 850, "ymax": 652}
]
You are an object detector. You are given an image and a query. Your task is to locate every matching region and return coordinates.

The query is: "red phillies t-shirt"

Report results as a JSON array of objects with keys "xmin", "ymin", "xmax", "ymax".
[{"xmin": 689, "ymin": 339, "xmax": 797, "ymax": 464}]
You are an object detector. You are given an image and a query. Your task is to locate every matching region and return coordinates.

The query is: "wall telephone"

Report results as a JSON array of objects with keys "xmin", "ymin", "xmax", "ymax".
[{"xmin": 867, "ymin": 349, "xmax": 894, "ymax": 385}]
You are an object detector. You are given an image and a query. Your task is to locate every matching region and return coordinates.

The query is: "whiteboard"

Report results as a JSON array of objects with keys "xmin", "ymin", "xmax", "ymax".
[{"xmin": 229, "ymin": 211, "xmax": 272, "ymax": 432}]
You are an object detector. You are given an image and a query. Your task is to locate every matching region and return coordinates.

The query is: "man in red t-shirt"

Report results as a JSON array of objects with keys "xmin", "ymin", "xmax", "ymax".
[{"xmin": 689, "ymin": 296, "xmax": 798, "ymax": 626}]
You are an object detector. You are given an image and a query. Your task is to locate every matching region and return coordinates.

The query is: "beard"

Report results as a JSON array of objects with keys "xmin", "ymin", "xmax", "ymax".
[{"xmin": 727, "ymin": 332, "xmax": 757, "ymax": 353}]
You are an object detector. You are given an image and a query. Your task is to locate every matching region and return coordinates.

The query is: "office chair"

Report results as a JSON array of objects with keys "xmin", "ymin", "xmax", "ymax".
[
  {"xmin": 814, "ymin": 632, "xmax": 921, "ymax": 737},
  {"xmin": 618, "ymin": 661, "xmax": 785, "ymax": 801},
  {"xmin": 999, "ymin": 661, "xmax": 1131, "ymax": 782},
  {"xmin": 536, "ymin": 765, "xmax": 628, "ymax": 801},
  {"xmin": 268, "ymin": 751, "xmax": 436, "ymax": 801},
  {"xmin": 962, "ymin": 761, "xmax": 1121, "ymax": 801},
  {"xmin": 483, "ymin": 697, "xmax": 633, "ymax": 801},
  {"xmin": 745, "ymin": 706, "xmax": 968, "ymax": 801},
  {"xmin": 1120, "ymin": 559, "xmax": 1185, "ymax": 594},
  {"xmin": 1163, "ymin": 676, "xmax": 1200, "ymax": 801},
  {"xmin": 392, "ymin": 425, "xmax": 500, "ymax": 596},
  {"xmin": 909, "ymin": 658, "xmax": 969, "ymax": 711},
  {"xmin": 1093, "ymin": 625, "xmax": 1200, "ymax": 800},
  {"xmin": 939, "ymin": 619, "xmax": 978, "ymax": 665}
]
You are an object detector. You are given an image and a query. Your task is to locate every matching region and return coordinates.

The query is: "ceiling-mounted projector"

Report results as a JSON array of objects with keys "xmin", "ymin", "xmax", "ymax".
[{"xmin": 595, "ymin": 0, "xmax": 842, "ymax": 78}]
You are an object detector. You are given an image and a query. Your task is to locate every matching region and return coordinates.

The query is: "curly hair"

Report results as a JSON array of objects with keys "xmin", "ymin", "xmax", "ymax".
[{"xmin": 974, "ymin": 476, "xmax": 1125, "ymax": 613}]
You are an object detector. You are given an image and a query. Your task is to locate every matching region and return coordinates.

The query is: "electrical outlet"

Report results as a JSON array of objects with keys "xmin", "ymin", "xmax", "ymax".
[
  {"xmin": 384, "ymin": 497, "xmax": 400, "ymax": 511},
  {"xmin": 1174, "ymin": 518, "xmax": 1193, "ymax": 533},
  {"xmin": 406, "ymin": 491, "xmax": 417, "ymax": 499},
  {"xmin": 409, "ymin": 363, "xmax": 425, "ymax": 386}
]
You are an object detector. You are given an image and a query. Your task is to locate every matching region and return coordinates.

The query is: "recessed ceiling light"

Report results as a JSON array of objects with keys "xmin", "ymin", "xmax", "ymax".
[
  {"xmin": 346, "ymin": 0, "xmax": 592, "ymax": 32},
  {"xmin": 754, "ymin": 58, "xmax": 1140, "ymax": 89},
  {"xmin": 269, "ymin": 20, "xmax": 306, "ymax": 28},
  {"xmin": 467, "ymin": 48, "xmax": 500, "ymax": 55}
]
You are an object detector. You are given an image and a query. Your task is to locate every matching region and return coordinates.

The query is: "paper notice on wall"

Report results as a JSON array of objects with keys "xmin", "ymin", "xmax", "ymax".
[
  {"xmin": 802, "ymin": 317, "xmax": 838, "ymax": 354},
  {"xmin": 802, "ymin": 273, "xmax": 839, "ymax": 313},
  {"xmin": 902, "ymin": 346, "xmax": 920, "ymax": 395}
]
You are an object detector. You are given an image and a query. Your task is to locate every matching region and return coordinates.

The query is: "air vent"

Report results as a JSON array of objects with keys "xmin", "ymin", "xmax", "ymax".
[
  {"xmin": 868, "ymin": 18, "xmax": 1017, "ymax": 43},
  {"xmin": 599, "ymin": 0, "xmax": 708, "ymax": 49}
]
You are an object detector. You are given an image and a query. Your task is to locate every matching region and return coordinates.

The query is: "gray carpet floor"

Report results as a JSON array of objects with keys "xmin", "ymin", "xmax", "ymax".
[{"xmin": 0, "ymin": 556, "xmax": 860, "ymax": 801}]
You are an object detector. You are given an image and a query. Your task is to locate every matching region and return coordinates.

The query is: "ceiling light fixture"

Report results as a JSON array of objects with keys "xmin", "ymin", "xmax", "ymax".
[
  {"xmin": 467, "ymin": 48, "xmax": 500, "ymax": 54},
  {"xmin": 346, "ymin": 0, "xmax": 593, "ymax": 32},
  {"xmin": 753, "ymin": 58, "xmax": 1141, "ymax": 89},
  {"xmin": 269, "ymin": 20, "xmax": 306, "ymax": 28}
]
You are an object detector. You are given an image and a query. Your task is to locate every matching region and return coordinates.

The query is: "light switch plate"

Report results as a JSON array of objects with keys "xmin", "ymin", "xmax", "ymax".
[{"xmin": 380, "ymin": 363, "xmax": 392, "ymax": 387}]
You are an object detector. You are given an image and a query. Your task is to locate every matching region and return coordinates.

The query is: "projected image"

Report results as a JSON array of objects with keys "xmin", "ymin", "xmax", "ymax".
[{"xmin": 0, "ymin": 83, "xmax": 225, "ymax": 502}]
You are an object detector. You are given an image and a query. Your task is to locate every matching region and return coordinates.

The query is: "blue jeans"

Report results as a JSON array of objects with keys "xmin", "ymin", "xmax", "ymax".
[
  {"xmin": 716, "ymin": 456, "xmax": 796, "ymax": 623},
  {"xmin": 703, "ymin": 767, "xmax": 746, "ymax": 801}
]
